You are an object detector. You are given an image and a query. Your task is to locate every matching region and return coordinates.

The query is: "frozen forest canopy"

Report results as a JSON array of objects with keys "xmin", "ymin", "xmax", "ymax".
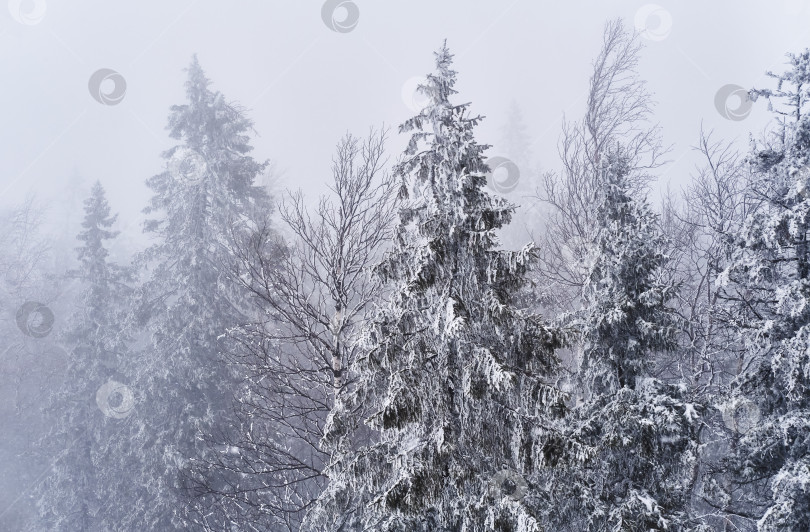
[{"xmin": 2, "ymin": 10, "xmax": 810, "ymax": 532}]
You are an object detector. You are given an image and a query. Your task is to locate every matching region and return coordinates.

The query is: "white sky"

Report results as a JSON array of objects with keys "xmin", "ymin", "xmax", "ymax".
[{"xmin": 1, "ymin": 0, "xmax": 809, "ymax": 242}]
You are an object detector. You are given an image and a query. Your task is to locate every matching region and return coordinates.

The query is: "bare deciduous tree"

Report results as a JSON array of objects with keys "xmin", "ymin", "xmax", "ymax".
[
  {"xmin": 183, "ymin": 128, "xmax": 397, "ymax": 531},
  {"xmin": 661, "ymin": 128, "xmax": 751, "ymax": 387},
  {"xmin": 532, "ymin": 18, "xmax": 667, "ymax": 312},
  {"xmin": 661, "ymin": 128, "xmax": 764, "ymax": 531}
]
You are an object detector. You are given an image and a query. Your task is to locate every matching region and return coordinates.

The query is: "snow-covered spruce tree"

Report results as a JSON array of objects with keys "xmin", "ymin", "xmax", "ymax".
[
  {"xmin": 542, "ymin": 152, "xmax": 703, "ymax": 531},
  {"xmin": 305, "ymin": 43, "xmax": 570, "ymax": 532},
  {"xmin": 716, "ymin": 49, "xmax": 810, "ymax": 531},
  {"xmin": 33, "ymin": 181, "xmax": 132, "ymax": 531},
  {"xmin": 123, "ymin": 56, "xmax": 270, "ymax": 529}
]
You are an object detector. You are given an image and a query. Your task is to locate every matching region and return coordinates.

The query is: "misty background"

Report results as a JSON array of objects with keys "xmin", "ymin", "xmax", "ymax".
[
  {"xmin": 2, "ymin": 0, "xmax": 808, "ymax": 241},
  {"xmin": 2, "ymin": 1, "xmax": 810, "ymax": 530}
]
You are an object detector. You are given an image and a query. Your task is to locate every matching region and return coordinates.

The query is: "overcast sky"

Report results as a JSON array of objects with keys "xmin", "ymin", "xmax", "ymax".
[{"xmin": 2, "ymin": 0, "xmax": 809, "ymax": 242}]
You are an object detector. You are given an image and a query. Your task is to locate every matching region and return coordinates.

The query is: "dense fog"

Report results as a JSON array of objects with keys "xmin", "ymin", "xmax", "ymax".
[{"xmin": 2, "ymin": 2, "xmax": 810, "ymax": 531}]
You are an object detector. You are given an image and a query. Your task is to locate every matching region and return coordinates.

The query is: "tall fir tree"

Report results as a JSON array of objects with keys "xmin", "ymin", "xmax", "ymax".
[
  {"xmin": 499, "ymin": 100, "xmax": 532, "ymax": 172},
  {"xmin": 578, "ymin": 153, "xmax": 678, "ymax": 395},
  {"xmin": 34, "ymin": 181, "xmax": 132, "ymax": 531},
  {"xmin": 718, "ymin": 49, "xmax": 810, "ymax": 531},
  {"xmin": 124, "ymin": 56, "xmax": 270, "ymax": 529},
  {"xmin": 496, "ymin": 100, "xmax": 543, "ymax": 251},
  {"xmin": 306, "ymin": 43, "xmax": 570, "ymax": 531},
  {"xmin": 542, "ymin": 153, "xmax": 703, "ymax": 531}
]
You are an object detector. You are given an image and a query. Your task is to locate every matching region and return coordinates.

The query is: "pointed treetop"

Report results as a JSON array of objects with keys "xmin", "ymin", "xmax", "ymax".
[
  {"xmin": 185, "ymin": 53, "xmax": 211, "ymax": 95},
  {"xmin": 83, "ymin": 180, "xmax": 116, "ymax": 227},
  {"xmin": 90, "ymin": 179, "xmax": 104, "ymax": 197},
  {"xmin": 429, "ymin": 39, "xmax": 456, "ymax": 103},
  {"xmin": 75, "ymin": 180, "xmax": 119, "ymax": 272},
  {"xmin": 406, "ymin": 41, "xmax": 458, "ymax": 124},
  {"xmin": 398, "ymin": 41, "xmax": 488, "ymax": 175}
]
